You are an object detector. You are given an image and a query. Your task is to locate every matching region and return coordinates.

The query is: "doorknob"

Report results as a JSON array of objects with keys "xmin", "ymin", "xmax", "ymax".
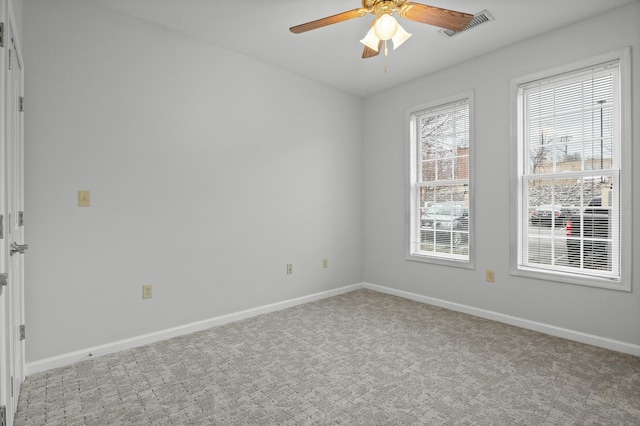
[{"xmin": 10, "ymin": 242, "xmax": 28, "ymax": 256}]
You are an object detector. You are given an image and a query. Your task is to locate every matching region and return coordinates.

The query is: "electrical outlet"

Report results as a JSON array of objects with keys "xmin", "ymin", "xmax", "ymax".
[
  {"xmin": 286, "ymin": 264, "xmax": 293, "ymax": 275},
  {"xmin": 78, "ymin": 190, "xmax": 91, "ymax": 207},
  {"xmin": 323, "ymin": 259, "xmax": 329, "ymax": 269},
  {"xmin": 486, "ymin": 270, "xmax": 495, "ymax": 283},
  {"xmin": 142, "ymin": 284, "xmax": 153, "ymax": 299}
]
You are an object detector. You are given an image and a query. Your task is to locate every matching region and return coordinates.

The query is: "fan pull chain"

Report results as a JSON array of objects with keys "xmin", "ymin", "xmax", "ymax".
[{"xmin": 384, "ymin": 40, "xmax": 388, "ymax": 74}]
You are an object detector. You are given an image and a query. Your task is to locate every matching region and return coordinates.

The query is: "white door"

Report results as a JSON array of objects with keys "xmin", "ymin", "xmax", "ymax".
[{"xmin": 1, "ymin": 17, "xmax": 26, "ymax": 424}]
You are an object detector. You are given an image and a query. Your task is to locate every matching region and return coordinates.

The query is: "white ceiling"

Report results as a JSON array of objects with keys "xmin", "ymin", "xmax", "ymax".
[{"xmin": 86, "ymin": 0, "xmax": 637, "ymax": 97}]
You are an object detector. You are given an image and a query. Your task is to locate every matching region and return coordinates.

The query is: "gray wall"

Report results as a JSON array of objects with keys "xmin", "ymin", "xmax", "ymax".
[
  {"xmin": 23, "ymin": 0, "xmax": 640, "ymax": 365},
  {"xmin": 362, "ymin": 3, "xmax": 640, "ymax": 346},
  {"xmin": 23, "ymin": 0, "xmax": 363, "ymax": 362}
]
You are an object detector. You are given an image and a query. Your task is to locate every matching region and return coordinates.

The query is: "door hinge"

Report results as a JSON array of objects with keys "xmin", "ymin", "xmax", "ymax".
[
  {"xmin": 18, "ymin": 211, "xmax": 24, "ymax": 226},
  {"xmin": 19, "ymin": 96, "xmax": 24, "ymax": 112},
  {"xmin": 20, "ymin": 324, "xmax": 25, "ymax": 341},
  {"xmin": 0, "ymin": 214, "xmax": 3, "ymax": 238},
  {"xmin": 0, "ymin": 22, "xmax": 4, "ymax": 48},
  {"xmin": 0, "ymin": 274, "xmax": 6, "ymax": 297},
  {"xmin": 0, "ymin": 404, "xmax": 6, "ymax": 426}
]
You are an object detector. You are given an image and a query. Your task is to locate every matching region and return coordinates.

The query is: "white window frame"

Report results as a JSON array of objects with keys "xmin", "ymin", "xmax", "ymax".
[
  {"xmin": 509, "ymin": 48, "xmax": 632, "ymax": 291},
  {"xmin": 406, "ymin": 91, "xmax": 474, "ymax": 268}
]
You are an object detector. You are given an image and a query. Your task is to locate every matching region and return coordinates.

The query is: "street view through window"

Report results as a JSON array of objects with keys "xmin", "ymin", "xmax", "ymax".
[
  {"xmin": 409, "ymin": 97, "xmax": 471, "ymax": 263},
  {"xmin": 517, "ymin": 59, "xmax": 623, "ymax": 283}
]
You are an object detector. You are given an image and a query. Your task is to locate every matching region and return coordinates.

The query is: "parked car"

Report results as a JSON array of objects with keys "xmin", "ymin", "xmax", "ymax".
[
  {"xmin": 577, "ymin": 175, "xmax": 609, "ymax": 184},
  {"xmin": 421, "ymin": 203, "xmax": 469, "ymax": 246},
  {"xmin": 565, "ymin": 196, "xmax": 611, "ymax": 269},
  {"xmin": 529, "ymin": 205, "xmax": 573, "ymax": 227}
]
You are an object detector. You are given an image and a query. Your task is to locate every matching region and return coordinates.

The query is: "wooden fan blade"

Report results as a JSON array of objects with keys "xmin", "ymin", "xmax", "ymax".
[
  {"xmin": 290, "ymin": 9, "xmax": 366, "ymax": 34},
  {"xmin": 362, "ymin": 40, "xmax": 383, "ymax": 59},
  {"xmin": 400, "ymin": 3, "xmax": 473, "ymax": 32}
]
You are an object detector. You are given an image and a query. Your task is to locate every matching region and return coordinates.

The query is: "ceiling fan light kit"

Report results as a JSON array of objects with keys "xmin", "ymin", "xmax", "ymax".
[
  {"xmin": 390, "ymin": 23, "xmax": 412, "ymax": 49},
  {"xmin": 373, "ymin": 13, "xmax": 399, "ymax": 40},
  {"xmin": 360, "ymin": 27, "xmax": 381, "ymax": 51},
  {"xmin": 290, "ymin": 0, "xmax": 474, "ymax": 60}
]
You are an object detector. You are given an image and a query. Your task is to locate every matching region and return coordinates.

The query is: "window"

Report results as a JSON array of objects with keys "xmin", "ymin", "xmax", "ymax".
[
  {"xmin": 407, "ymin": 92, "xmax": 473, "ymax": 267},
  {"xmin": 512, "ymin": 48, "xmax": 632, "ymax": 290}
]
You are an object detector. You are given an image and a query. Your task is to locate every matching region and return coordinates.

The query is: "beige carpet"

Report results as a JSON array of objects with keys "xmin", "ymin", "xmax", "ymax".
[{"xmin": 15, "ymin": 289, "xmax": 640, "ymax": 425}]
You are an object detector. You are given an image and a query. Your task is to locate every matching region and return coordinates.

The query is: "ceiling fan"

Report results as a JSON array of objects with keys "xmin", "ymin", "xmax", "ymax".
[{"xmin": 290, "ymin": 0, "xmax": 474, "ymax": 59}]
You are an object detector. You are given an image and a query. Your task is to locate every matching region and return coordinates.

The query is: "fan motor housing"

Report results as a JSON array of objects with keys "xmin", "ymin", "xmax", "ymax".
[{"xmin": 362, "ymin": 0, "xmax": 407, "ymax": 10}]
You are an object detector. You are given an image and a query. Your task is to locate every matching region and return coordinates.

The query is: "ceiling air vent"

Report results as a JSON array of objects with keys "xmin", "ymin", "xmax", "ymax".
[{"xmin": 438, "ymin": 10, "xmax": 494, "ymax": 38}]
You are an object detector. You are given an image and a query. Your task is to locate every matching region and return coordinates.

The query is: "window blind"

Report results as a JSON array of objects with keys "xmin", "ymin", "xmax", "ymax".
[{"xmin": 518, "ymin": 60, "xmax": 621, "ymax": 281}]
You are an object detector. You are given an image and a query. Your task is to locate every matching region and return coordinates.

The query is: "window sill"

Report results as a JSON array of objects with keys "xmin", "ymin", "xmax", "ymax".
[
  {"xmin": 511, "ymin": 265, "xmax": 630, "ymax": 292},
  {"xmin": 407, "ymin": 253, "xmax": 475, "ymax": 270}
]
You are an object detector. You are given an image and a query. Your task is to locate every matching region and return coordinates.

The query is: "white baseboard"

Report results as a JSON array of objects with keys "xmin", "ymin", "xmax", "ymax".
[
  {"xmin": 363, "ymin": 283, "xmax": 640, "ymax": 357},
  {"xmin": 26, "ymin": 283, "xmax": 365, "ymax": 376},
  {"xmin": 27, "ymin": 281, "xmax": 639, "ymax": 375}
]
